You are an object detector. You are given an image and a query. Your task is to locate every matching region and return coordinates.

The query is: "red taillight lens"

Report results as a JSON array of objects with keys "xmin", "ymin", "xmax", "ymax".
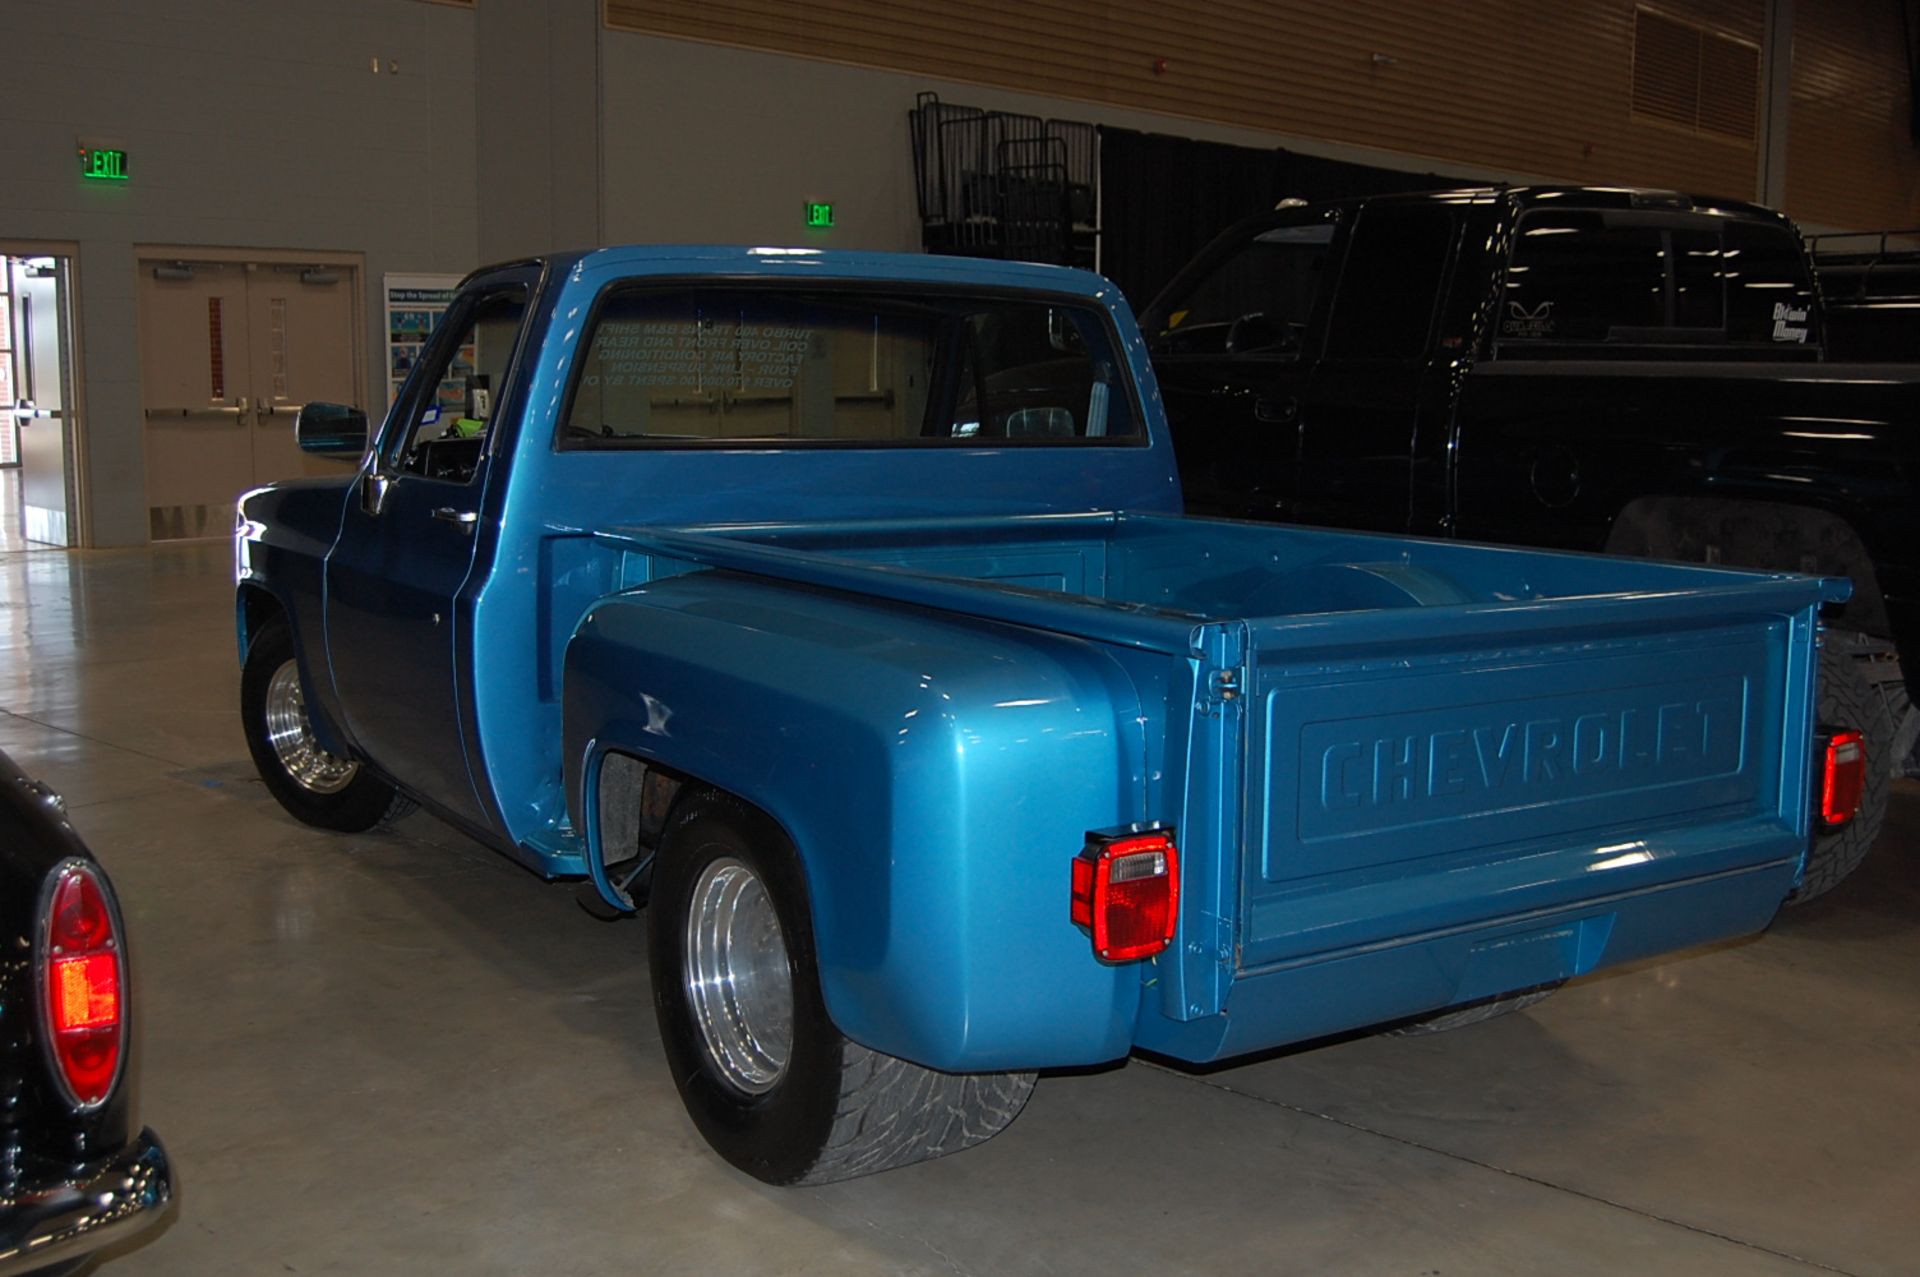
[
  {"xmin": 1820, "ymin": 730, "xmax": 1867, "ymax": 829},
  {"xmin": 1071, "ymin": 829, "xmax": 1179, "ymax": 962},
  {"xmin": 38, "ymin": 862, "xmax": 125, "ymax": 1108}
]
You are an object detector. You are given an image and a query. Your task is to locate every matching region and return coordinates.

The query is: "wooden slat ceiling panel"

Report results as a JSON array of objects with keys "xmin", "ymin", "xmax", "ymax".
[
  {"xmin": 1785, "ymin": 0, "xmax": 1920, "ymax": 229},
  {"xmin": 605, "ymin": 0, "xmax": 1763, "ymax": 198}
]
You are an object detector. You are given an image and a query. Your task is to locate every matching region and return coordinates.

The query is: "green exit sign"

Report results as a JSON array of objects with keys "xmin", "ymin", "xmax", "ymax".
[
  {"xmin": 79, "ymin": 147, "xmax": 129, "ymax": 181},
  {"xmin": 804, "ymin": 201, "xmax": 834, "ymax": 228}
]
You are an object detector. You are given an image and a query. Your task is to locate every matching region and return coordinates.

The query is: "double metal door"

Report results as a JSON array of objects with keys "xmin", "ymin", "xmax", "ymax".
[{"xmin": 139, "ymin": 259, "xmax": 358, "ymax": 539}]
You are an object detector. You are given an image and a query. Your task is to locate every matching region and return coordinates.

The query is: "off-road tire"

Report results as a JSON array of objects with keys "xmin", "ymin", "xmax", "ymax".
[
  {"xmin": 1388, "ymin": 983, "xmax": 1563, "ymax": 1036},
  {"xmin": 242, "ymin": 615, "xmax": 413, "ymax": 831},
  {"xmin": 649, "ymin": 792, "xmax": 1035, "ymax": 1185},
  {"xmin": 1793, "ymin": 629, "xmax": 1909, "ymax": 903}
]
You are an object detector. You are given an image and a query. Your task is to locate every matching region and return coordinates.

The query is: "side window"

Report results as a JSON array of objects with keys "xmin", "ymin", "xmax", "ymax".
[
  {"xmin": 1502, "ymin": 211, "xmax": 1665, "ymax": 343},
  {"xmin": 1323, "ymin": 206, "xmax": 1455, "ymax": 360},
  {"xmin": 1725, "ymin": 221, "xmax": 1818, "ymax": 346},
  {"xmin": 394, "ymin": 286, "xmax": 529, "ymax": 481},
  {"xmin": 1150, "ymin": 221, "xmax": 1337, "ymax": 358}
]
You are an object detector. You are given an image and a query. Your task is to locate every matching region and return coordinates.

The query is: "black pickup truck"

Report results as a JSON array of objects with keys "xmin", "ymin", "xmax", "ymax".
[{"xmin": 1145, "ymin": 185, "xmax": 1919, "ymax": 899}]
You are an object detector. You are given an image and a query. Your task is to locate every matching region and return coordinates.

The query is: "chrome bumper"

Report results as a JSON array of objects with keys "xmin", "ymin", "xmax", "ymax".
[{"xmin": 0, "ymin": 1128, "xmax": 173, "ymax": 1276}]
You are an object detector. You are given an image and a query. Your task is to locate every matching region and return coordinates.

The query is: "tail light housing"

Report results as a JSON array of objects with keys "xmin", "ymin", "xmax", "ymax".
[
  {"xmin": 1817, "ymin": 729, "xmax": 1867, "ymax": 830},
  {"xmin": 35, "ymin": 858, "xmax": 128, "ymax": 1110},
  {"xmin": 1071, "ymin": 827, "xmax": 1179, "ymax": 962}
]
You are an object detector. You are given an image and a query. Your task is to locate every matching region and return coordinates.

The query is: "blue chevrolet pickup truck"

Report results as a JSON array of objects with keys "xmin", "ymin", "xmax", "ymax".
[{"xmin": 236, "ymin": 247, "xmax": 1856, "ymax": 1185}]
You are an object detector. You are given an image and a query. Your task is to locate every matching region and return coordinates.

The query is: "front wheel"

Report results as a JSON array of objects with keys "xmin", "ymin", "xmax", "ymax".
[
  {"xmin": 649, "ymin": 793, "xmax": 1034, "ymax": 1185},
  {"xmin": 241, "ymin": 614, "xmax": 413, "ymax": 831}
]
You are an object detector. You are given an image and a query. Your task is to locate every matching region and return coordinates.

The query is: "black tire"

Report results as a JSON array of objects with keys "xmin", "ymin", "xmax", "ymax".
[
  {"xmin": 1792, "ymin": 629, "xmax": 1907, "ymax": 903},
  {"xmin": 1387, "ymin": 982, "xmax": 1563, "ymax": 1036},
  {"xmin": 241, "ymin": 614, "xmax": 414, "ymax": 832},
  {"xmin": 649, "ymin": 792, "xmax": 1034, "ymax": 1185}
]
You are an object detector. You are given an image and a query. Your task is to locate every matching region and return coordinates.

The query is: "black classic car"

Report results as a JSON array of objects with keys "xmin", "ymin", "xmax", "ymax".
[{"xmin": 1, "ymin": 750, "xmax": 172, "ymax": 1275}]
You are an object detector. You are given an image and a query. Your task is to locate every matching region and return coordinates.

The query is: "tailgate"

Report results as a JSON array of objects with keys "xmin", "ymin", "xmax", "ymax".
[{"xmin": 1229, "ymin": 583, "xmax": 1828, "ymax": 974}]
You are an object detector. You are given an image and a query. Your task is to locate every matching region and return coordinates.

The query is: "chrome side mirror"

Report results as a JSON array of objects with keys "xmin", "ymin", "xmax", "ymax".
[{"xmin": 295, "ymin": 402, "xmax": 369, "ymax": 456}]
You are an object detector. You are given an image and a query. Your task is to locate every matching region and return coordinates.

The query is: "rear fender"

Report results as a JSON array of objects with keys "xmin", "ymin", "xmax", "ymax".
[{"xmin": 562, "ymin": 572, "xmax": 1148, "ymax": 1072}]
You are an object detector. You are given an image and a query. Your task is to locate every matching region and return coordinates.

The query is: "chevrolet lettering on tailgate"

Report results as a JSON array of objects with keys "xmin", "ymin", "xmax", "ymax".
[{"xmin": 1318, "ymin": 683, "xmax": 1745, "ymax": 815}]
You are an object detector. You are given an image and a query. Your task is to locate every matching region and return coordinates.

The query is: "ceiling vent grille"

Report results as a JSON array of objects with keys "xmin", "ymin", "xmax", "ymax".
[{"xmin": 1632, "ymin": 6, "xmax": 1759, "ymax": 143}]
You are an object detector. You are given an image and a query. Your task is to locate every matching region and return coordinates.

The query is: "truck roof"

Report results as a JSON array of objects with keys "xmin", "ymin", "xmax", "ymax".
[
  {"xmin": 463, "ymin": 245, "xmax": 1122, "ymax": 300},
  {"xmin": 1264, "ymin": 185, "xmax": 1787, "ymax": 224}
]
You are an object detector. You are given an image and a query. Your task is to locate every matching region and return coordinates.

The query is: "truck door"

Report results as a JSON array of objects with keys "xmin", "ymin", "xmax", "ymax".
[
  {"xmin": 1291, "ymin": 202, "xmax": 1461, "ymax": 534},
  {"xmin": 324, "ymin": 269, "xmax": 536, "ymax": 829},
  {"xmin": 1144, "ymin": 208, "xmax": 1343, "ymax": 520}
]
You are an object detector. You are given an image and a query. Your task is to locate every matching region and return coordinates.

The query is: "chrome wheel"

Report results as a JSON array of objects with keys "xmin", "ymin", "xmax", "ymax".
[
  {"xmin": 684, "ymin": 856, "xmax": 793, "ymax": 1095},
  {"xmin": 263, "ymin": 660, "xmax": 358, "ymax": 795}
]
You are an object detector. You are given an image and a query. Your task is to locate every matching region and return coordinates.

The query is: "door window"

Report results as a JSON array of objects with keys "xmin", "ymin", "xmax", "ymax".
[
  {"xmin": 394, "ymin": 286, "xmax": 529, "ymax": 481},
  {"xmin": 1323, "ymin": 206, "xmax": 1456, "ymax": 360},
  {"xmin": 1149, "ymin": 221, "xmax": 1337, "ymax": 358}
]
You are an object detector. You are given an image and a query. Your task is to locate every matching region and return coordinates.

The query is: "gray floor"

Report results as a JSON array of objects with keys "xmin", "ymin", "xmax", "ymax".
[{"xmin": 3, "ymin": 539, "xmax": 1915, "ymax": 1277}]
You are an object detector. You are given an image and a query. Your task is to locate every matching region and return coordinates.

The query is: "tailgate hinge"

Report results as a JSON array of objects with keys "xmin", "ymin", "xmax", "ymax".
[
  {"xmin": 1193, "ymin": 622, "xmax": 1250, "ymax": 717},
  {"xmin": 1188, "ymin": 911, "xmax": 1235, "ymax": 969}
]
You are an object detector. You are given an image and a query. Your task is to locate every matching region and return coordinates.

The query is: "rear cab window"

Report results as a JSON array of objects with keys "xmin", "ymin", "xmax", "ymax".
[
  {"xmin": 1496, "ymin": 207, "xmax": 1820, "ymax": 358},
  {"xmin": 557, "ymin": 286, "xmax": 1139, "ymax": 448}
]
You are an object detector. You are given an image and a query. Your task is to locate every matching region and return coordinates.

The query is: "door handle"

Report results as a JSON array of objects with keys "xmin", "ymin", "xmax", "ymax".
[
  {"xmin": 1254, "ymin": 396, "xmax": 1298, "ymax": 424},
  {"xmin": 432, "ymin": 507, "xmax": 479, "ymax": 530}
]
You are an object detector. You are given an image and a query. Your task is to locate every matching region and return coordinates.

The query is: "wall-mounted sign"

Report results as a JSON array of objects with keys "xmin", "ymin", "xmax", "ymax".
[
  {"xmin": 804, "ymin": 201, "xmax": 835, "ymax": 229},
  {"xmin": 384, "ymin": 272, "xmax": 466, "ymax": 406},
  {"xmin": 78, "ymin": 147, "xmax": 129, "ymax": 181}
]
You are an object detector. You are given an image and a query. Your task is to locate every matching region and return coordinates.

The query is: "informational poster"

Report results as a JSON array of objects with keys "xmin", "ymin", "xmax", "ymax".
[{"xmin": 382, "ymin": 273, "xmax": 463, "ymax": 406}]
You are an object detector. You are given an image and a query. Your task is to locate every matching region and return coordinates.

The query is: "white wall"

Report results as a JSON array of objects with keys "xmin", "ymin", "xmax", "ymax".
[{"xmin": 0, "ymin": 0, "xmax": 479, "ymax": 545}]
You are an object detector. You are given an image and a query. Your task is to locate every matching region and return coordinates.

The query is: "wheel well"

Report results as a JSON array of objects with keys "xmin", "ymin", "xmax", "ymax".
[
  {"xmin": 1604, "ymin": 495, "xmax": 1891, "ymax": 640},
  {"xmin": 589, "ymin": 749, "xmax": 695, "ymax": 873},
  {"xmin": 236, "ymin": 584, "xmax": 285, "ymax": 660}
]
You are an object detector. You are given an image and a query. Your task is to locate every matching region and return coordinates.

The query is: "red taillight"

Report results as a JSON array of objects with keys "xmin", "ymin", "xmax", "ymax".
[
  {"xmin": 38, "ymin": 861, "xmax": 126, "ymax": 1108},
  {"xmin": 1071, "ymin": 828, "xmax": 1179, "ymax": 962},
  {"xmin": 1819, "ymin": 729, "xmax": 1867, "ymax": 829}
]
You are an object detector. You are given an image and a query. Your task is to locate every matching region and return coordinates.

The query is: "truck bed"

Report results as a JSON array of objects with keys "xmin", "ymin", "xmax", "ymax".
[{"xmin": 591, "ymin": 511, "xmax": 1842, "ymax": 1060}]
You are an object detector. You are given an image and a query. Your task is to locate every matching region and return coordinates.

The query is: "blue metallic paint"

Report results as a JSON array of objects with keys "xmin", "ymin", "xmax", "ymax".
[
  {"xmin": 236, "ymin": 246, "xmax": 1845, "ymax": 1074},
  {"xmin": 564, "ymin": 510, "xmax": 1834, "ymax": 1064},
  {"xmin": 565, "ymin": 573, "xmax": 1146, "ymax": 1070}
]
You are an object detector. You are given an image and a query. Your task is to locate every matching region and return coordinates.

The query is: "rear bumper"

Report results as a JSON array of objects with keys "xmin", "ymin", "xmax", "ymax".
[
  {"xmin": 1132, "ymin": 854, "xmax": 1798, "ymax": 1064},
  {"xmin": 0, "ymin": 1127, "xmax": 173, "ymax": 1277}
]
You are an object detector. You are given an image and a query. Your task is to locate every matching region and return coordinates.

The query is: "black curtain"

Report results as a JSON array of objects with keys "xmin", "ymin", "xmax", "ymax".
[{"xmin": 1097, "ymin": 126, "xmax": 1470, "ymax": 305}]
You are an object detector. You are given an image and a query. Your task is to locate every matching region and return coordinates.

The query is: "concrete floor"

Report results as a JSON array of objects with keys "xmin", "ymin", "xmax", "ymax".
[{"xmin": 2, "ymin": 539, "xmax": 1915, "ymax": 1277}]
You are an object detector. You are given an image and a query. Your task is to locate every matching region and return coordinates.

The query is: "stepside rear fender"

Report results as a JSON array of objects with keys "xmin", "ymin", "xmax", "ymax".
[{"xmin": 562, "ymin": 571, "xmax": 1150, "ymax": 1073}]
